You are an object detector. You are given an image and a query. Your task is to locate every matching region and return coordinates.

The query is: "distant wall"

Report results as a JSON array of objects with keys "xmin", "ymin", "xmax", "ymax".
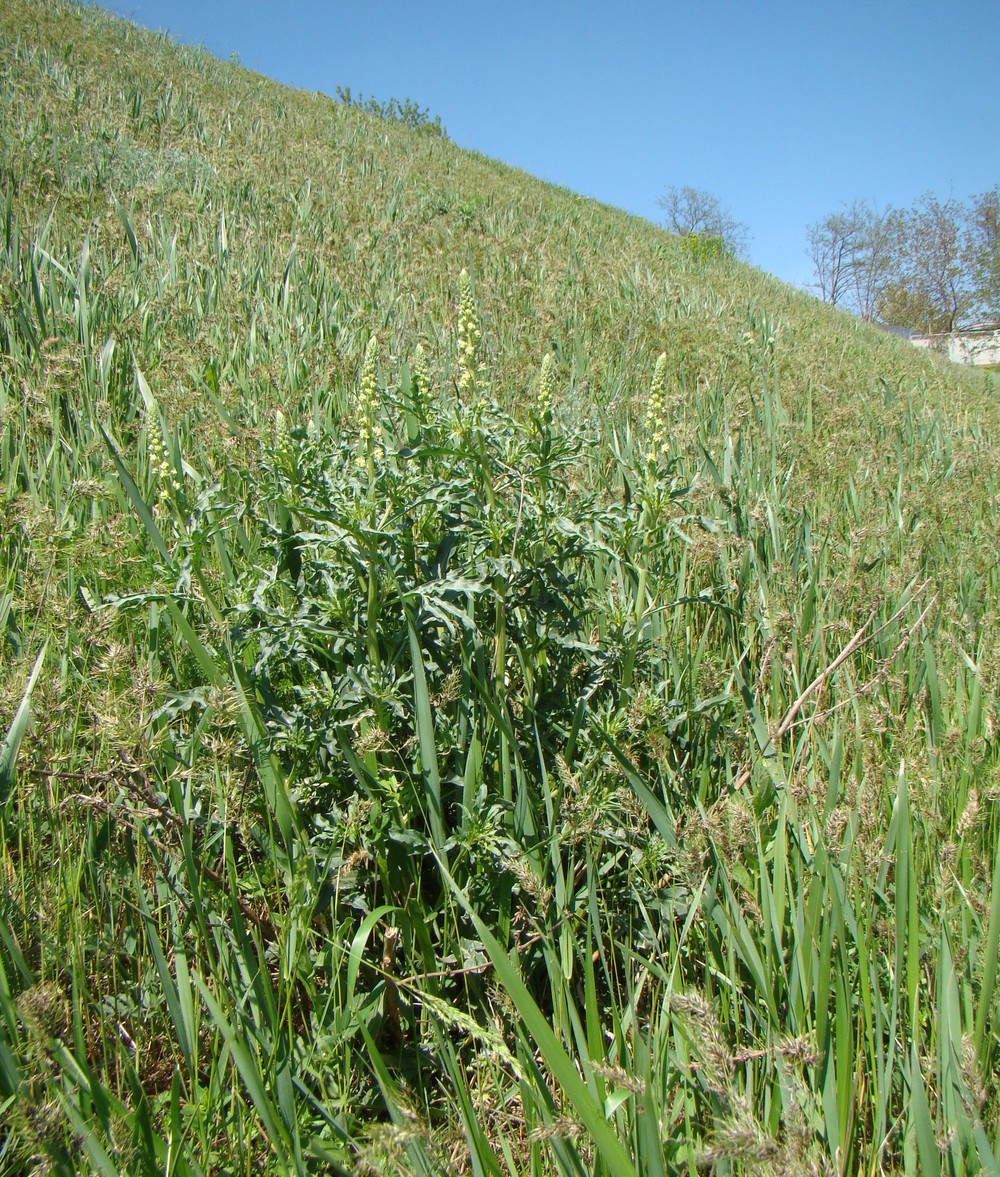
[{"xmin": 911, "ymin": 328, "xmax": 1000, "ymax": 367}]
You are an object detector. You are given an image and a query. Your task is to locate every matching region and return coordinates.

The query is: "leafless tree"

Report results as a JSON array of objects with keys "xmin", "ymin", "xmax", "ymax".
[
  {"xmin": 807, "ymin": 210, "xmax": 852, "ymax": 306},
  {"xmin": 847, "ymin": 202, "xmax": 899, "ymax": 322},
  {"xmin": 657, "ymin": 185, "xmax": 750, "ymax": 258},
  {"xmin": 810, "ymin": 188, "xmax": 1000, "ymax": 332},
  {"xmin": 807, "ymin": 200, "xmax": 898, "ymax": 321}
]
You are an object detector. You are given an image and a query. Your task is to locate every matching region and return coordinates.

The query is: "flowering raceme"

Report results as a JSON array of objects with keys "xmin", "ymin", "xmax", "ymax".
[
  {"xmin": 456, "ymin": 268, "xmax": 483, "ymax": 396},
  {"xmin": 412, "ymin": 342, "xmax": 431, "ymax": 404},
  {"xmin": 357, "ymin": 334, "xmax": 379, "ymax": 456},
  {"xmin": 274, "ymin": 408, "xmax": 291, "ymax": 465},
  {"xmin": 644, "ymin": 352, "xmax": 669, "ymax": 468},
  {"xmin": 146, "ymin": 403, "xmax": 179, "ymax": 504},
  {"xmin": 537, "ymin": 353, "xmax": 555, "ymax": 422}
]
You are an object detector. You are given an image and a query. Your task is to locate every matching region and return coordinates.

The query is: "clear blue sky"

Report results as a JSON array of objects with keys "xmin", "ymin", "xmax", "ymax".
[{"xmin": 93, "ymin": 0, "xmax": 998, "ymax": 290}]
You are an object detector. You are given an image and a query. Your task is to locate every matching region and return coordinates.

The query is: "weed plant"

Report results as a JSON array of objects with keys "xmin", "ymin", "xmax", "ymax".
[
  {"xmin": 334, "ymin": 87, "xmax": 447, "ymax": 140},
  {"xmin": 1, "ymin": 2, "xmax": 1000, "ymax": 1173}
]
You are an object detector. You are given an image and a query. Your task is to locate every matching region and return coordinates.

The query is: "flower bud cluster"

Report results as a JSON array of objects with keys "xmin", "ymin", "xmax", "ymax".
[
  {"xmin": 644, "ymin": 352, "xmax": 669, "ymax": 468},
  {"xmin": 357, "ymin": 334, "xmax": 380, "ymax": 453},
  {"xmin": 456, "ymin": 268, "xmax": 483, "ymax": 396},
  {"xmin": 537, "ymin": 353, "xmax": 555, "ymax": 421},
  {"xmin": 412, "ymin": 343, "xmax": 431, "ymax": 404},
  {"xmin": 146, "ymin": 405, "xmax": 180, "ymax": 503},
  {"xmin": 274, "ymin": 408, "xmax": 291, "ymax": 464}
]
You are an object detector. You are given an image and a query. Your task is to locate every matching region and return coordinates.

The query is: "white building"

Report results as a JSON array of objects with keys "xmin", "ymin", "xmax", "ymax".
[{"xmin": 909, "ymin": 323, "xmax": 1000, "ymax": 367}]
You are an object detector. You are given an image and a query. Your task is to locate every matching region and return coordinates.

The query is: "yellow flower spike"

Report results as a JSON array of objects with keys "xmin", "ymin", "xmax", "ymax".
[
  {"xmin": 357, "ymin": 334, "xmax": 379, "ymax": 451},
  {"xmin": 359, "ymin": 335, "xmax": 379, "ymax": 411},
  {"xmin": 644, "ymin": 352, "xmax": 669, "ymax": 468},
  {"xmin": 456, "ymin": 268, "xmax": 482, "ymax": 397},
  {"xmin": 412, "ymin": 342, "xmax": 431, "ymax": 402},
  {"xmin": 145, "ymin": 401, "xmax": 179, "ymax": 502},
  {"xmin": 538, "ymin": 353, "xmax": 555, "ymax": 421},
  {"xmin": 274, "ymin": 408, "xmax": 291, "ymax": 464}
]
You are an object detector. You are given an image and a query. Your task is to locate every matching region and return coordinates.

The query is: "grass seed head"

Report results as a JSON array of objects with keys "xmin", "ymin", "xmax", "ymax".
[{"xmin": 17, "ymin": 981, "xmax": 69, "ymax": 1051}]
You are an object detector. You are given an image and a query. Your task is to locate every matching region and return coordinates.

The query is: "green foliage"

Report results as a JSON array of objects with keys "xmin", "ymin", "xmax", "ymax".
[
  {"xmin": 335, "ymin": 84, "xmax": 447, "ymax": 138},
  {"xmin": 677, "ymin": 231, "xmax": 731, "ymax": 263},
  {"xmin": 1, "ymin": 2, "xmax": 1000, "ymax": 1173},
  {"xmin": 658, "ymin": 185, "xmax": 750, "ymax": 259}
]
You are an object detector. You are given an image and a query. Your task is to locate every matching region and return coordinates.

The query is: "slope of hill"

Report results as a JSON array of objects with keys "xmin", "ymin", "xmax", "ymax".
[{"xmin": 2, "ymin": 2, "xmax": 999, "ymax": 1173}]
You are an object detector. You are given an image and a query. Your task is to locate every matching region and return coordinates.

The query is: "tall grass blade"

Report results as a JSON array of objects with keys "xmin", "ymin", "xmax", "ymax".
[
  {"xmin": 973, "ymin": 838, "xmax": 1000, "ymax": 1067},
  {"xmin": 439, "ymin": 857, "xmax": 639, "ymax": 1177},
  {"xmin": 97, "ymin": 421, "xmax": 172, "ymax": 563},
  {"xmin": 230, "ymin": 660, "xmax": 298, "ymax": 853},
  {"xmin": 406, "ymin": 609, "xmax": 445, "ymax": 851},
  {"xmin": 362, "ymin": 1026, "xmax": 439, "ymax": 1176},
  {"xmin": 193, "ymin": 976, "xmax": 298, "ymax": 1173},
  {"xmin": 906, "ymin": 1042, "xmax": 941, "ymax": 1177},
  {"xmin": 0, "ymin": 640, "xmax": 47, "ymax": 810}
]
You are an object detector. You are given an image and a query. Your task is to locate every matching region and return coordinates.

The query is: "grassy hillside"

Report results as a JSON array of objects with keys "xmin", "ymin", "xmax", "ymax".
[{"xmin": 2, "ymin": 2, "xmax": 1000, "ymax": 1173}]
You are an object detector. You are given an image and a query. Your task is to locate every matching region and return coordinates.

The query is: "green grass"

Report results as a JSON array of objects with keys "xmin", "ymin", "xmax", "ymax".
[{"xmin": 2, "ymin": 1, "xmax": 1000, "ymax": 1173}]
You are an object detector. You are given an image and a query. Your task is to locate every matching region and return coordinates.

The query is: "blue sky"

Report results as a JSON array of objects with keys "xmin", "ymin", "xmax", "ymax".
[{"xmin": 93, "ymin": 0, "xmax": 998, "ymax": 290}]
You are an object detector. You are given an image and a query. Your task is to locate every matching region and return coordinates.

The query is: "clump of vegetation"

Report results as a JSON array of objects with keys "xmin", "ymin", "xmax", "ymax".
[
  {"xmin": 657, "ymin": 184, "xmax": 750, "ymax": 259},
  {"xmin": 335, "ymin": 84, "xmax": 447, "ymax": 138},
  {"xmin": 1, "ymin": 1, "xmax": 1000, "ymax": 1173},
  {"xmin": 677, "ymin": 231, "xmax": 733, "ymax": 263}
]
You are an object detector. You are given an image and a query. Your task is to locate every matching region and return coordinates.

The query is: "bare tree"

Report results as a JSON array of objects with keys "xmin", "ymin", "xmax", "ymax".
[
  {"xmin": 807, "ymin": 210, "xmax": 852, "ymax": 306},
  {"xmin": 657, "ymin": 185, "xmax": 750, "ymax": 258},
  {"xmin": 846, "ymin": 202, "xmax": 899, "ymax": 322},
  {"xmin": 810, "ymin": 188, "xmax": 1000, "ymax": 332},
  {"xmin": 807, "ymin": 200, "xmax": 898, "ymax": 321}
]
